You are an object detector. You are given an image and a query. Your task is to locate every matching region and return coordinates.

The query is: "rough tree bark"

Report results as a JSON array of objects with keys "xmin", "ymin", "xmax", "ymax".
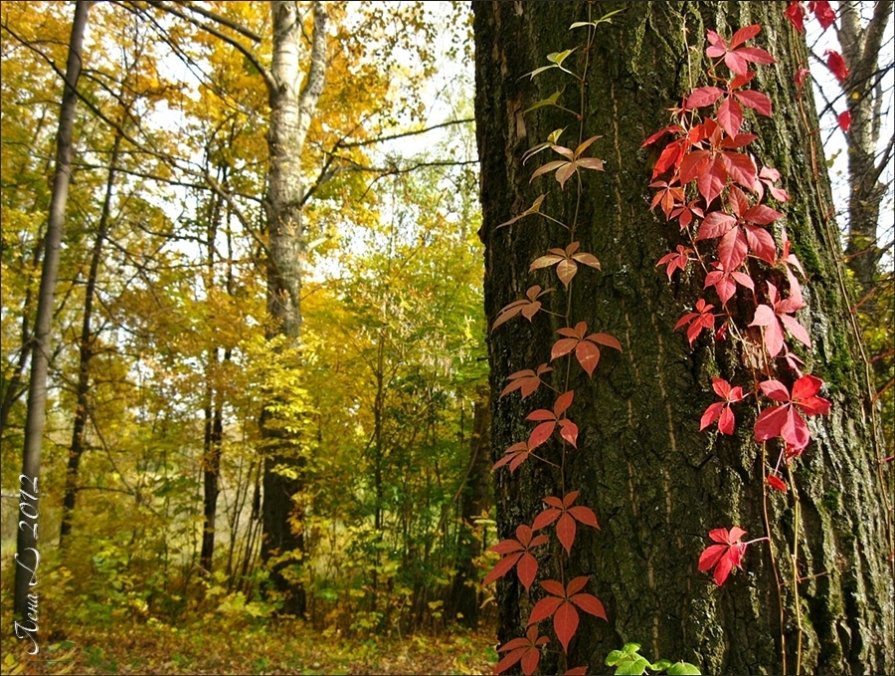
[
  {"xmin": 259, "ymin": 0, "xmax": 327, "ymax": 616},
  {"xmin": 474, "ymin": 1, "xmax": 893, "ymax": 673},
  {"xmin": 14, "ymin": 0, "xmax": 90, "ymax": 620}
]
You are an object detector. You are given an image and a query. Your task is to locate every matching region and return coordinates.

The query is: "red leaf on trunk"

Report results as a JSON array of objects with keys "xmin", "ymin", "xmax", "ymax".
[
  {"xmin": 657, "ymin": 245, "xmax": 693, "ymax": 280},
  {"xmin": 526, "ymin": 577, "xmax": 606, "ymax": 653},
  {"xmin": 493, "ymin": 441, "xmax": 533, "ymax": 473},
  {"xmin": 767, "ymin": 475, "xmax": 788, "ymax": 492},
  {"xmin": 735, "ymin": 89, "xmax": 773, "ymax": 117},
  {"xmin": 684, "ymin": 86, "xmax": 724, "ymax": 109},
  {"xmin": 785, "ymin": 1, "xmax": 806, "ymax": 32},
  {"xmin": 675, "ymin": 298, "xmax": 716, "ymax": 346},
  {"xmin": 705, "ymin": 26, "xmax": 774, "ymax": 76},
  {"xmin": 532, "ymin": 492, "xmax": 599, "ymax": 554},
  {"xmin": 717, "ymin": 95, "xmax": 743, "ymax": 139},
  {"xmin": 493, "ymin": 285, "xmax": 550, "ymax": 331},
  {"xmin": 754, "ymin": 375, "xmax": 831, "ymax": 449},
  {"xmin": 501, "ymin": 364, "xmax": 553, "ymax": 399},
  {"xmin": 495, "ymin": 626, "xmax": 549, "ymax": 676},
  {"xmin": 484, "ymin": 524, "xmax": 548, "ymax": 592},
  {"xmin": 700, "ymin": 377, "xmax": 745, "ymax": 434},
  {"xmin": 698, "ymin": 526, "xmax": 748, "ymax": 586},
  {"xmin": 553, "ymin": 602, "xmax": 580, "ymax": 653}
]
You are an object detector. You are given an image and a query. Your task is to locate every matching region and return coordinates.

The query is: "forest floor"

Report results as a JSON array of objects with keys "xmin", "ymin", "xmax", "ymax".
[{"xmin": 1, "ymin": 616, "xmax": 497, "ymax": 675}]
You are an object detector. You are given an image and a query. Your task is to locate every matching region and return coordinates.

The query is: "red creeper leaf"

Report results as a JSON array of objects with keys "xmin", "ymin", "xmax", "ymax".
[
  {"xmin": 838, "ymin": 110, "xmax": 851, "ymax": 133},
  {"xmin": 698, "ymin": 527, "xmax": 748, "ymax": 586},
  {"xmin": 785, "ymin": 1, "xmax": 806, "ymax": 32},
  {"xmin": 825, "ymin": 49, "xmax": 849, "ymax": 83},
  {"xmin": 657, "ymin": 245, "xmax": 692, "ymax": 280},
  {"xmin": 810, "ymin": 0, "xmax": 837, "ymax": 29},
  {"xmin": 495, "ymin": 626, "xmax": 549, "ymax": 676},
  {"xmin": 767, "ymin": 475, "xmax": 788, "ymax": 492}
]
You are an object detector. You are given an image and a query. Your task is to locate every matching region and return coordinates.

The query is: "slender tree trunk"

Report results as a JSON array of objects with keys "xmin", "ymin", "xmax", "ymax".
[
  {"xmin": 199, "ymin": 173, "xmax": 230, "ymax": 575},
  {"xmin": 259, "ymin": 0, "xmax": 326, "ymax": 616},
  {"xmin": 200, "ymin": 354, "xmax": 225, "ymax": 573},
  {"xmin": 446, "ymin": 386, "xmax": 492, "ymax": 627},
  {"xmin": 474, "ymin": 1, "xmax": 893, "ymax": 673},
  {"xmin": 14, "ymin": 0, "xmax": 90, "ymax": 621},
  {"xmin": 59, "ymin": 131, "xmax": 121, "ymax": 547},
  {"xmin": 839, "ymin": 0, "xmax": 892, "ymax": 296}
]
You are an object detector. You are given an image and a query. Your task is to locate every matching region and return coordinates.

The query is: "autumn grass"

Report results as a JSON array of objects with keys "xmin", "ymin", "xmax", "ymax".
[{"xmin": 1, "ymin": 611, "xmax": 497, "ymax": 675}]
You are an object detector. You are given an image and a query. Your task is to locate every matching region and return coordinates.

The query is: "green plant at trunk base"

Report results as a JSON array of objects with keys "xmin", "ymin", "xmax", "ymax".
[{"xmin": 606, "ymin": 643, "xmax": 701, "ymax": 676}]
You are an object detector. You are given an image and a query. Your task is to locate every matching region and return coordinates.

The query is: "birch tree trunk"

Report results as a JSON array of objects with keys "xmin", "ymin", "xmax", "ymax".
[
  {"xmin": 259, "ymin": 0, "xmax": 327, "ymax": 616},
  {"xmin": 474, "ymin": 1, "xmax": 893, "ymax": 673},
  {"xmin": 838, "ymin": 0, "xmax": 892, "ymax": 296}
]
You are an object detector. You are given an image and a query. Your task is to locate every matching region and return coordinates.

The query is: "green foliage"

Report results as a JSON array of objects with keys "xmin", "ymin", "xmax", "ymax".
[{"xmin": 605, "ymin": 643, "xmax": 701, "ymax": 675}]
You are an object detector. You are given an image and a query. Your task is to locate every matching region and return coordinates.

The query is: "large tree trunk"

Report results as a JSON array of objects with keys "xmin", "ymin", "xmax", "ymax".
[
  {"xmin": 474, "ymin": 2, "xmax": 893, "ymax": 674},
  {"xmin": 14, "ymin": 0, "xmax": 89, "ymax": 623},
  {"xmin": 259, "ymin": 0, "xmax": 327, "ymax": 616}
]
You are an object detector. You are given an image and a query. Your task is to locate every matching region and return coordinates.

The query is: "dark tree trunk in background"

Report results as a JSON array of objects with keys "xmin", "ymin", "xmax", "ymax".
[
  {"xmin": 59, "ymin": 132, "xmax": 121, "ymax": 547},
  {"xmin": 446, "ymin": 386, "xmax": 492, "ymax": 627},
  {"xmin": 14, "ymin": 0, "xmax": 89, "ymax": 622},
  {"xmin": 474, "ymin": 2, "xmax": 893, "ymax": 674}
]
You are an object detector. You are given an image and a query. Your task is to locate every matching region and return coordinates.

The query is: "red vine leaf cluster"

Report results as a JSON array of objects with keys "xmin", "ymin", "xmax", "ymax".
[
  {"xmin": 645, "ymin": 23, "xmax": 832, "ymax": 586},
  {"xmin": 489, "ymin": 42, "xmax": 616, "ymax": 668}
]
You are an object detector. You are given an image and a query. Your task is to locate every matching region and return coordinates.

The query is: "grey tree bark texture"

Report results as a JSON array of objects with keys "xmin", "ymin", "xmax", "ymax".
[
  {"xmin": 259, "ymin": 0, "xmax": 327, "ymax": 616},
  {"xmin": 473, "ymin": 1, "xmax": 894, "ymax": 674},
  {"xmin": 14, "ymin": 0, "xmax": 90, "ymax": 621}
]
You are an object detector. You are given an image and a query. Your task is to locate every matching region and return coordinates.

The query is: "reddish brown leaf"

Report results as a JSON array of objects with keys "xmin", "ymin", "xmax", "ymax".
[
  {"xmin": 527, "ymin": 595, "xmax": 563, "ymax": 626},
  {"xmin": 532, "ymin": 506, "xmax": 560, "ymax": 531},
  {"xmin": 554, "ymin": 390, "xmax": 574, "ymax": 416},
  {"xmin": 553, "ymin": 601, "xmax": 580, "ymax": 653},
  {"xmin": 575, "ymin": 340, "xmax": 600, "ymax": 376},
  {"xmin": 530, "ymin": 253, "xmax": 565, "ymax": 270},
  {"xmin": 528, "ymin": 421, "xmax": 556, "ymax": 449},
  {"xmin": 558, "ymin": 419, "xmax": 579, "ymax": 448},
  {"xmin": 572, "ymin": 251, "xmax": 601, "ymax": 269},
  {"xmin": 501, "ymin": 364, "xmax": 552, "ymax": 399},
  {"xmin": 570, "ymin": 592, "xmax": 607, "ymax": 620},
  {"xmin": 557, "ymin": 257, "xmax": 578, "ymax": 287},
  {"xmin": 552, "ymin": 337, "xmax": 580, "ymax": 360},
  {"xmin": 589, "ymin": 332, "xmax": 622, "ymax": 350},
  {"xmin": 568, "ymin": 505, "xmax": 599, "ymax": 528},
  {"xmin": 556, "ymin": 512, "xmax": 577, "ymax": 554}
]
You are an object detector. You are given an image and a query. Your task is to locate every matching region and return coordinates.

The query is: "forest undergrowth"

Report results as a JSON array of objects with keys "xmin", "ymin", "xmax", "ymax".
[{"xmin": 0, "ymin": 603, "xmax": 496, "ymax": 675}]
